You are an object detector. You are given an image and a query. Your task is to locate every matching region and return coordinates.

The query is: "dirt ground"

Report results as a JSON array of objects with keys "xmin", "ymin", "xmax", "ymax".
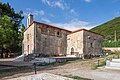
[{"xmin": 0, "ymin": 58, "xmax": 120, "ymax": 80}]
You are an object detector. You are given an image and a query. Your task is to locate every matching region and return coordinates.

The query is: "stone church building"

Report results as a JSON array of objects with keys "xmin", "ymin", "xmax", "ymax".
[{"xmin": 22, "ymin": 14, "xmax": 102, "ymax": 58}]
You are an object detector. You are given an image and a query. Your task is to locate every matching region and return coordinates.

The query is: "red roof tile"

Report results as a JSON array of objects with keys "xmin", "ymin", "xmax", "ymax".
[
  {"xmin": 72, "ymin": 28, "xmax": 103, "ymax": 36},
  {"xmin": 24, "ymin": 21, "xmax": 102, "ymax": 36},
  {"xmin": 24, "ymin": 21, "xmax": 71, "ymax": 32}
]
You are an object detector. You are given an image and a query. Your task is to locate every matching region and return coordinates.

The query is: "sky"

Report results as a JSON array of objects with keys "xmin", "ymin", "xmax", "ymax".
[{"xmin": 1, "ymin": 0, "xmax": 120, "ymax": 30}]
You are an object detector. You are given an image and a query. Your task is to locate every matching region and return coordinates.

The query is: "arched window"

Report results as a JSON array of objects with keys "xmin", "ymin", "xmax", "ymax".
[
  {"xmin": 57, "ymin": 31, "xmax": 59, "ymax": 35},
  {"xmin": 91, "ymin": 43, "xmax": 93, "ymax": 48}
]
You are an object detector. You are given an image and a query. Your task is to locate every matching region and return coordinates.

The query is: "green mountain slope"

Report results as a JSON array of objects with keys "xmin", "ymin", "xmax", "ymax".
[{"xmin": 91, "ymin": 17, "xmax": 120, "ymax": 41}]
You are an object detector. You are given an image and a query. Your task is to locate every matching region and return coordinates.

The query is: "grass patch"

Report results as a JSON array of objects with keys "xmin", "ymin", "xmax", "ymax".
[
  {"xmin": 91, "ymin": 60, "xmax": 106, "ymax": 70},
  {"xmin": 91, "ymin": 52, "xmax": 120, "ymax": 70},
  {"xmin": 0, "ymin": 66, "xmax": 31, "ymax": 73},
  {"xmin": 61, "ymin": 74, "xmax": 93, "ymax": 80}
]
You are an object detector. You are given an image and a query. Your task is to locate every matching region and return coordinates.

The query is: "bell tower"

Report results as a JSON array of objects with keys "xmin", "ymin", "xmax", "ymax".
[{"xmin": 27, "ymin": 14, "xmax": 33, "ymax": 28}]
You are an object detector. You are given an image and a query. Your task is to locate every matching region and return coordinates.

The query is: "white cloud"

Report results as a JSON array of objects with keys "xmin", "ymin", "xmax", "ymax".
[
  {"xmin": 50, "ymin": 18, "xmax": 95, "ymax": 30},
  {"xmin": 23, "ymin": 8, "xmax": 45, "ymax": 17},
  {"xmin": 26, "ymin": 8, "xmax": 31, "ymax": 11},
  {"xmin": 70, "ymin": 9, "xmax": 77, "ymax": 15},
  {"xmin": 49, "ymin": 14, "xmax": 55, "ymax": 17},
  {"xmin": 54, "ymin": 1, "xmax": 64, "ymax": 10},
  {"xmin": 84, "ymin": 0, "xmax": 92, "ymax": 3},
  {"xmin": 41, "ymin": 0, "xmax": 78, "ymax": 17},
  {"xmin": 41, "ymin": 0, "xmax": 68, "ymax": 10},
  {"xmin": 41, "ymin": 18, "xmax": 51, "ymax": 23}
]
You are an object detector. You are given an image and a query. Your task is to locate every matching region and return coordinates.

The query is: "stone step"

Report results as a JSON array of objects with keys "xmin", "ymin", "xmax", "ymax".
[
  {"xmin": 112, "ymin": 59, "xmax": 120, "ymax": 62},
  {"xmin": 105, "ymin": 66, "xmax": 120, "ymax": 70},
  {"xmin": 106, "ymin": 59, "xmax": 120, "ymax": 70},
  {"xmin": 108, "ymin": 61, "xmax": 120, "ymax": 67},
  {"xmin": 14, "ymin": 54, "xmax": 25, "ymax": 61}
]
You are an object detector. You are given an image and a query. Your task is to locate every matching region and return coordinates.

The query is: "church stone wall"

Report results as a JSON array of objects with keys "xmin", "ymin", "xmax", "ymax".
[
  {"xmin": 83, "ymin": 30, "xmax": 102, "ymax": 56},
  {"xmin": 35, "ymin": 23, "xmax": 70, "ymax": 56},
  {"xmin": 67, "ymin": 30, "xmax": 102, "ymax": 57},
  {"xmin": 22, "ymin": 22, "xmax": 102, "ymax": 57},
  {"xmin": 67, "ymin": 31, "xmax": 84, "ymax": 56},
  {"xmin": 22, "ymin": 23, "xmax": 35, "ymax": 55}
]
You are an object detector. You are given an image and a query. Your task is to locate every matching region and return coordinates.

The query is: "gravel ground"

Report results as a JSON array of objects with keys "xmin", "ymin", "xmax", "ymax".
[
  {"xmin": 7, "ymin": 73, "xmax": 73, "ymax": 80},
  {"xmin": 1, "ymin": 59, "xmax": 120, "ymax": 80}
]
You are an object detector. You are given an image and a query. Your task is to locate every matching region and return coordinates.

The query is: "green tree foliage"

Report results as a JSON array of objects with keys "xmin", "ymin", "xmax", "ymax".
[
  {"xmin": 103, "ymin": 40, "xmax": 120, "ymax": 47},
  {"xmin": 21, "ymin": 24, "xmax": 25, "ymax": 32},
  {"xmin": 0, "ymin": 2, "xmax": 24, "ymax": 30},
  {"xmin": 91, "ymin": 17, "xmax": 120, "ymax": 47},
  {"xmin": 18, "ymin": 24, "xmax": 25, "ymax": 47},
  {"xmin": 0, "ymin": 2, "xmax": 24, "ymax": 58},
  {"xmin": 0, "ymin": 16, "xmax": 19, "ymax": 57}
]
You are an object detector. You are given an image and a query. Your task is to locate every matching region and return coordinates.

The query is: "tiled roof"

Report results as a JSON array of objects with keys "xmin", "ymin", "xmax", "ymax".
[
  {"xmin": 33, "ymin": 21, "xmax": 72, "ymax": 32},
  {"xmin": 24, "ymin": 21, "xmax": 102, "ymax": 36},
  {"xmin": 72, "ymin": 28, "xmax": 102, "ymax": 36},
  {"xmin": 24, "ymin": 21, "xmax": 71, "ymax": 32}
]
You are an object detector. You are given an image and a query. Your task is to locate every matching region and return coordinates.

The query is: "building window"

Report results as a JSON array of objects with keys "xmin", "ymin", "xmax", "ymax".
[
  {"xmin": 90, "ymin": 43, "xmax": 93, "ymax": 48},
  {"xmin": 56, "ymin": 31, "xmax": 62, "ymax": 37},
  {"xmin": 57, "ymin": 31, "xmax": 59, "ymax": 35},
  {"xmin": 27, "ymin": 34, "xmax": 29, "ymax": 42},
  {"xmin": 88, "ymin": 35, "xmax": 91, "ymax": 39},
  {"xmin": 27, "ymin": 45, "xmax": 29, "ymax": 54}
]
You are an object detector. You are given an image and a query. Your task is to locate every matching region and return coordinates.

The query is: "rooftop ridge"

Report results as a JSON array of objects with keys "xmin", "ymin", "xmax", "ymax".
[
  {"xmin": 33, "ymin": 21, "xmax": 72, "ymax": 32},
  {"xmin": 24, "ymin": 21, "xmax": 102, "ymax": 36}
]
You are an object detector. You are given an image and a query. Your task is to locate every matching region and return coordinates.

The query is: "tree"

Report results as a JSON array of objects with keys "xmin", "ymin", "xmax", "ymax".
[
  {"xmin": 0, "ymin": 2, "xmax": 24, "ymax": 30},
  {"xmin": 0, "ymin": 15, "xmax": 16, "ymax": 57},
  {"xmin": 0, "ymin": 2, "xmax": 24, "ymax": 58}
]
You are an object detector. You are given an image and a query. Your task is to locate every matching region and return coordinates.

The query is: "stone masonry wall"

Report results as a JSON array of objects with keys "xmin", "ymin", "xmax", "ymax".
[
  {"xmin": 67, "ymin": 31, "xmax": 84, "ymax": 56},
  {"xmin": 22, "ymin": 23, "xmax": 35, "ymax": 55},
  {"xmin": 22, "ymin": 22, "xmax": 102, "ymax": 57},
  {"xmin": 83, "ymin": 30, "xmax": 102, "ymax": 55},
  {"xmin": 35, "ymin": 23, "xmax": 70, "ymax": 56}
]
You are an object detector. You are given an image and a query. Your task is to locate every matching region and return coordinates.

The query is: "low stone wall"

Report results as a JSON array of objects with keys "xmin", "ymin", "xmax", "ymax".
[
  {"xmin": 30, "ymin": 57, "xmax": 79, "ymax": 64},
  {"xmin": 103, "ymin": 47, "xmax": 120, "ymax": 52},
  {"xmin": 105, "ymin": 59, "xmax": 120, "ymax": 70}
]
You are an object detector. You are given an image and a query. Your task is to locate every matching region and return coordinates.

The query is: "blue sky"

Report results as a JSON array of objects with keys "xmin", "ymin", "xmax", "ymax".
[{"xmin": 1, "ymin": 0, "xmax": 120, "ymax": 30}]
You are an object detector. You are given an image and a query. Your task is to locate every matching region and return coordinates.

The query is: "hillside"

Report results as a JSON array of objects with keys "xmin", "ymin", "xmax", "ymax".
[{"xmin": 91, "ymin": 17, "xmax": 120, "ymax": 41}]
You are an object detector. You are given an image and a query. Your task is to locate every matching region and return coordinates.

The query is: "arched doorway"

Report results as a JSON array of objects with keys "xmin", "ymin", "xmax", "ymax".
[{"xmin": 71, "ymin": 47, "xmax": 74, "ymax": 55}]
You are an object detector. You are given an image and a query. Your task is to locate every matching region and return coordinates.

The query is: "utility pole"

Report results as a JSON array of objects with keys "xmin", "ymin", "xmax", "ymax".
[{"xmin": 114, "ymin": 30, "xmax": 117, "ymax": 42}]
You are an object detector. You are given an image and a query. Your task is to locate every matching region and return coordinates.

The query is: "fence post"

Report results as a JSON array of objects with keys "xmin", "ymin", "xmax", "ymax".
[
  {"xmin": 34, "ymin": 63, "xmax": 37, "ymax": 74},
  {"xmin": 113, "ymin": 56, "xmax": 114, "ymax": 59},
  {"xmin": 97, "ymin": 59, "xmax": 100, "ymax": 67}
]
